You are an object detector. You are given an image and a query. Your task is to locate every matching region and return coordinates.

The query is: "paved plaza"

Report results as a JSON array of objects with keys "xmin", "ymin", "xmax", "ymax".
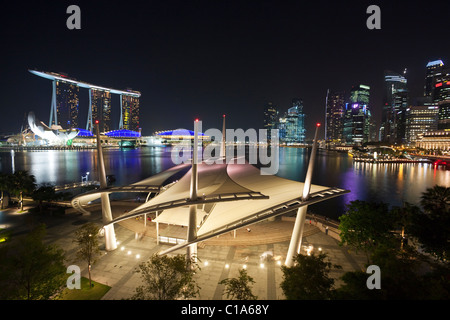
[{"xmin": 15, "ymin": 200, "xmax": 369, "ymax": 300}]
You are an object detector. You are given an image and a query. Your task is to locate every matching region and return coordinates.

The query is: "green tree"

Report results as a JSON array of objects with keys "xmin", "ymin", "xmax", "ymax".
[
  {"xmin": 336, "ymin": 245, "xmax": 440, "ymax": 299},
  {"xmin": 390, "ymin": 202, "xmax": 421, "ymax": 250},
  {"xmin": 131, "ymin": 253, "xmax": 200, "ymax": 300},
  {"xmin": 335, "ymin": 270, "xmax": 379, "ymax": 300},
  {"xmin": 73, "ymin": 222, "xmax": 101, "ymax": 288},
  {"xmin": 0, "ymin": 173, "xmax": 12, "ymax": 210},
  {"xmin": 0, "ymin": 224, "xmax": 66, "ymax": 300},
  {"xmin": 405, "ymin": 185, "xmax": 450, "ymax": 262},
  {"xmin": 281, "ymin": 252, "xmax": 340, "ymax": 300},
  {"xmin": 219, "ymin": 268, "xmax": 257, "ymax": 300},
  {"xmin": 10, "ymin": 170, "xmax": 36, "ymax": 211},
  {"xmin": 32, "ymin": 184, "xmax": 60, "ymax": 213},
  {"xmin": 338, "ymin": 200, "xmax": 396, "ymax": 263}
]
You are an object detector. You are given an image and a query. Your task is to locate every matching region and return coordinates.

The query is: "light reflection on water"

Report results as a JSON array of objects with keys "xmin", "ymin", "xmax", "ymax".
[
  {"xmin": 276, "ymin": 148, "xmax": 450, "ymax": 219},
  {"xmin": 1, "ymin": 146, "xmax": 449, "ymax": 219},
  {"xmin": 0, "ymin": 147, "xmax": 176, "ymax": 186}
]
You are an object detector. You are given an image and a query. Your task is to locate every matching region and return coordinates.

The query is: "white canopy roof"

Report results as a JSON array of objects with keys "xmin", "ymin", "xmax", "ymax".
[
  {"xmin": 108, "ymin": 161, "xmax": 347, "ymax": 241},
  {"xmin": 72, "ymin": 159, "xmax": 349, "ymax": 254}
]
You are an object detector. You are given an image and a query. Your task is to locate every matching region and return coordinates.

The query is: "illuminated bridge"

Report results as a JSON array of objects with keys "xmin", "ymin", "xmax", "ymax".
[{"xmin": 29, "ymin": 70, "xmax": 141, "ymax": 133}]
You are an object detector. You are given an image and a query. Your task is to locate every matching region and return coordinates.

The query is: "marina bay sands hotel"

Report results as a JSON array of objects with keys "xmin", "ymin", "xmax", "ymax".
[{"xmin": 29, "ymin": 70, "xmax": 141, "ymax": 133}]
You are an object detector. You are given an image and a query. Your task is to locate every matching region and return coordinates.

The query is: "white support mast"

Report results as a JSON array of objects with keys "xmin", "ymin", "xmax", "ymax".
[
  {"xmin": 220, "ymin": 114, "xmax": 226, "ymax": 159},
  {"xmin": 187, "ymin": 119, "xmax": 200, "ymax": 264},
  {"xmin": 285, "ymin": 123, "xmax": 321, "ymax": 267},
  {"xmin": 95, "ymin": 120, "xmax": 117, "ymax": 251}
]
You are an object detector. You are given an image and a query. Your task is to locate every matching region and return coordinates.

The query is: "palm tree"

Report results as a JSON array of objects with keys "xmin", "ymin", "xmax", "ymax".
[
  {"xmin": 420, "ymin": 185, "xmax": 450, "ymax": 215},
  {"xmin": 411, "ymin": 185, "xmax": 450, "ymax": 261},
  {"xmin": 31, "ymin": 184, "xmax": 59, "ymax": 213},
  {"xmin": 11, "ymin": 171, "xmax": 36, "ymax": 211}
]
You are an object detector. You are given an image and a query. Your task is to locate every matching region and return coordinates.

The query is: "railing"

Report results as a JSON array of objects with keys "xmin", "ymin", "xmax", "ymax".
[
  {"xmin": 54, "ymin": 180, "xmax": 100, "ymax": 191},
  {"xmin": 158, "ymin": 236, "xmax": 187, "ymax": 245},
  {"xmin": 0, "ymin": 145, "xmax": 96, "ymax": 151},
  {"xmin": 353, "ymin": 157, "xmax": 431, "ymax": 164}
]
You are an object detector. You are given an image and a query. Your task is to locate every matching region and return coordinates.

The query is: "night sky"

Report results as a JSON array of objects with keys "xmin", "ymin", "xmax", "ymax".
[{"xmin": 1, "ymin": 0, "xmax": 450, "ymax": 138}]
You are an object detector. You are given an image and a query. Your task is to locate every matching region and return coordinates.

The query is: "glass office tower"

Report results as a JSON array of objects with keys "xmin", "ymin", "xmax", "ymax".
[
  {"xmin": 263, "ymin": 102, "xmax": 278, "ymax": 141},
  {"xmin": 380, "ymin": 70, "xmax": 409, "ymax": 144},
  {"xmin": 325, "ymin": 90, "xmax": 345, "ymax": 143},
  {"xmin": 343, "ymin": 85, "xmax": 371, "ymax": 145},
  {"xmin": 285, "ymin": 98, "xmax": 306, "ymax": 144}
]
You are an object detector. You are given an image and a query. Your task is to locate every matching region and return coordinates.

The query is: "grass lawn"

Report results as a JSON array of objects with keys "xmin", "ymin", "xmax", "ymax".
[{"xmin": 59, "ymin": 277, "xmax": 111, "ymax": 300}]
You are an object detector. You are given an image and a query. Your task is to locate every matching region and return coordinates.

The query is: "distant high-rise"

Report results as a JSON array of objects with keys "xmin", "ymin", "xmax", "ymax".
[
  {"xmin": 424, "ymin": 60, "xmax": 450, "ymax": 132},
  {"xmin": 263, "ymin": 102, "xmax": 278, "ymax": 141},
  {"xmin": 274, "ymin": 98, "xmax": 306, "ymax": 144},
  {"xmin": 343, "ymin": 85, "xmax": 372, "ymax": 145},
  {"xmin": 121, "ymin": 91, "xmax": 140, "ymax": 131},
  {"xmin": 325, "ymin": 90, "xmax": 345, "ymax": 143},
  {"xmin": 285, "ymin": 98, "xmax": 306, "ymax": 143},
  {"xmin": 406, "ymin": 104, "xmax": 438, "ymax": 144},
  {"xmin": 349, "ymin": 84, "xmax": 370, "ymax": 105},
  {"xmin": 89, "ymin": 89, "xmax": 112, "ymax": 133},
  {"xmin": 55, "ymin": 80, "xmax": 79, "ymax": 129},
  {"xmin": 381, "ymin": 70, "xmax": 408, "ymax": 144},
  {"xmin": 277, "ymin": 116, "xmax": 287, "ymax": 141},
  {"xmin": 424, "ymin": 60, "xmax": 445, "ymax": 98},
  {"xmin": 432, "ymin": 67, "xmax": 450, "ymax": 103},
  {"xmin": 437, "ymin": 100, "xmax": 450, "ymax": 131}
]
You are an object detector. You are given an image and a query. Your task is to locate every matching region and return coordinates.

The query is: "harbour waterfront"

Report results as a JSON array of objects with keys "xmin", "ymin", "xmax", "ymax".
[{"xmin": 1, "ymin": 146, "xmax": 450, "ymax": 220}]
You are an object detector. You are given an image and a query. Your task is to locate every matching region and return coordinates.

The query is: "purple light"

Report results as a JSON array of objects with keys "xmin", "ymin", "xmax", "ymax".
[
  {"xmin": 156, "ymin": 130, "xmax": 205, "ymax": 136},
  {"xmin": 105, "ymin": 129, "xmax": 141, "ymax": 138},
  {"xmin": 75, "ymin": 128, "xmax": 94, "ymax": 137}
]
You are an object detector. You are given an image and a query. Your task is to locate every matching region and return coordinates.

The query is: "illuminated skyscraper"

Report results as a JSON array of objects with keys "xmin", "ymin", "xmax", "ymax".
[
  {"xmin": 325, "ymin": 90, "xmax": 345, "ymax": 143},
  {"xmin": 406, "ymin": 104, "xmax": 438, "ymax": 144},
  {"xmin": 89, "ymin": 89, "xmax": 112, "ymax": 133},
  {"xmin": 381, "ymin": 70, "xmax": 408, "ymax": 144},
  {"xmin": 285, "ymin": 98, "xmax": 306, "ymax": 143},
  {"xmin": 263, "ymin": 102, "xmax": 278, "ymax": 141},
  {"xmin": 55, "ymin": 79, "xmax": 79, "ymax": 128},
  {"xmin": 432, "ymin": 67, "xmax": 450, "ymax": 103},
  {"xmin": 120, "ymin": 91, "xmax": 140, "ymax": 131},
  {"xmin": 424, "ymin": 59, "xmax": 444, "ymax": 98},
  {"xmin": 343, "ymin": 85, "xmax": 372, "ymax": 145},
  {"xmin": 423, "ymin": 61, "xmax": 450, "ymax": 132}
]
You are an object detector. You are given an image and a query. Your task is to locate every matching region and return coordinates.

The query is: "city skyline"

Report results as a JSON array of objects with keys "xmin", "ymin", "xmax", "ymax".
[
  {"xmin": 1, "ymin": 1, "xmax": 450, "ymax": 305},
  {"xmin": 1, "ymin": 1, "xmax": 450, "ymax": 138}
]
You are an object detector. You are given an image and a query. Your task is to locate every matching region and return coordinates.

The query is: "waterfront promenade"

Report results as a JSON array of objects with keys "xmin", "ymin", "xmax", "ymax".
[{"xmin": 1, "ymin": 200, "xmax": 368, "ymax": 300}]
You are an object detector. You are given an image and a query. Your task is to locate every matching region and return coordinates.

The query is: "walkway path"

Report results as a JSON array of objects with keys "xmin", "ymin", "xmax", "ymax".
[{"xmin": 3, "ymin": 202, "xmax": 368, "ymax": 300}]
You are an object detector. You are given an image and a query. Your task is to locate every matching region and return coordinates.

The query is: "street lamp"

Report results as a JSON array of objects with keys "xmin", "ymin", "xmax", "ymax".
[{"xmin": 81, "ymin": 172, "xmax": 90, "ymax": 185}]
